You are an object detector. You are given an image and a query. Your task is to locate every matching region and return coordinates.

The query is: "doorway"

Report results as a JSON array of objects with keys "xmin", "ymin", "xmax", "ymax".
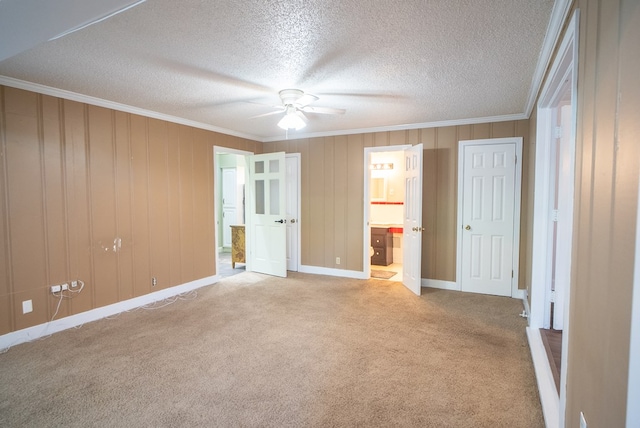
[
  {"xmin": 214, "ymin": 148, "xmax": 301, "ymax": 279},
  {"xmin": 367, "ymin": 149, "xmax": 407, "ymax": 282},
  {"xmin": 364, "ymin": 144, "xmax": 424, "ymax": 296},
  {"xmin": 214, "ymin": 147, "xmax": 252, "ymax": 278},
  {"xmin": 528, "ymin": 10, "xmax": 578, "ymax": 428}
]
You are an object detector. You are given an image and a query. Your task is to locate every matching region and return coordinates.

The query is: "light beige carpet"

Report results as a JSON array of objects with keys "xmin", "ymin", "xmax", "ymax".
[{"xmin": 0, "ymin": 272, "xmax": 543, "ymax": 427}]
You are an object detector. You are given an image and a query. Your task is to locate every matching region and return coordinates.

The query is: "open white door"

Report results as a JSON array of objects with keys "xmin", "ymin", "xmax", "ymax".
[
  {"xmin": 247, "ymin": 152, "xmax": 287, "ymax": 277},
  {"xmin": 402, "ymin": 144, "xmax": 423, "ymax": 295}
]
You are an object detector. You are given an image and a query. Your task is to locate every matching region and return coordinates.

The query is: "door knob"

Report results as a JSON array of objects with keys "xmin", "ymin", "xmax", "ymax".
[
  {"xmin": 465, "ymin": 225, "xmax": 471, "ymax": 230},
  {"xmin": 290, "ymin": 219, "xmax": 296, "ymax": 223}
]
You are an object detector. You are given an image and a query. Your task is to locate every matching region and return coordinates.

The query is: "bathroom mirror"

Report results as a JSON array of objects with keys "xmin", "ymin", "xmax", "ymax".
[{"xmin": 371, "ymin": 177, "xmax": 387, "ymax": 201}]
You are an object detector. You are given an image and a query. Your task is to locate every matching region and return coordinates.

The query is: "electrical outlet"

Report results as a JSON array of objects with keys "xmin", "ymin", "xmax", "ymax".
[
  {"xmin": 61, "ymin": 283, "xmax": 69, "ymax": 291},
  {"xmin": 51, "ymin": 285, "xmax": 61, "ymax": 293},
  {"xmin": 336, "ymin": 257, "xmax": 340, "ymax": 265},
  {"xmin": 580, "ymin": 412, "xmax": 587, "ymax": 428},
  {"xmin": 22, "ymin": 300, "xmax": 33, "ymax": 314},
  {"xmin": 152, "ymin": 277, "xmax": 157, "ymax": 287}
]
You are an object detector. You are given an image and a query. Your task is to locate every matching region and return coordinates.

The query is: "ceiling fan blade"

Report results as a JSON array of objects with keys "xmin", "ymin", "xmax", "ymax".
[
  {"xmin": 296, "ymin": 93, "xmax": 319, "ymax": 107},
  {"xmin": 300, "ymin": 106, "xmax": 346, "ymax": 115},
  {"xmin": 249, "ymin": 108, "xmax": 285, "ymax": 119},
  {"xmin": 296, "ymin": 110, "xmax": 309, "ymax": 123},
  {"xmin": 320, "ymin": 92, "xmax": 408, "ymax": 101}
]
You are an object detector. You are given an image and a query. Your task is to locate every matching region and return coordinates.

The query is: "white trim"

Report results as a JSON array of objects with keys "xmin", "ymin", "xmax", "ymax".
[
  {"xmin": 262, "ymin": 113, "xmax": 527, "ymax": 143},
  {"xmin": 0, "ymin": 275, "xmax": 219, "ymax": 352},
  {"xmin": 48, "ymin": 1, "xmax": 148, "ymax": 41},
  {"xmin": 522, "ymin": 289, "xmax": 531, "ymax": 319},
  {"xmin": 529, "ymin": 11, "xmax": 579, "ymax": 428},
  {"xmin": 523, "ymin": 0, "xmax": 574, "ymax": 117},
  {"xmin": 286, "ymin": 153, "xmax": 302, "ymax": 272},
  {"xmin": 456, "ymin": 137, "xmax": 523, "ymax": 299},
  {"xmin": 363, "ymin": 144, "xmax": 411, "ymax": 281},
  {"xmin": 527, "ymin": 327, "xmax": 560, "ymax": 428},
  {"xmin": 530, "ymin": 99, "xmax": 555, "ymax": 330},
  {"xmin": 298, "ymin": 265, "xmax": 368, "ymax": 280},
  {"xmin": 0, "ymin": 76, "xmax": 530, "ymax": 144},
  {"xmin": 421, "ymin": 279, "xmax": 458, "ymax": 291},
  {"xmin": 627, "ymin": 173, "xmax": 640, "ymax": 426}
]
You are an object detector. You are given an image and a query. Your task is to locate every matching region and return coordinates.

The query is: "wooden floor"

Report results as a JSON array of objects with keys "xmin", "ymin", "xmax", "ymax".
[{"xmin": 540, "ymin": 328, "xmax": 563, "ymax": 392}]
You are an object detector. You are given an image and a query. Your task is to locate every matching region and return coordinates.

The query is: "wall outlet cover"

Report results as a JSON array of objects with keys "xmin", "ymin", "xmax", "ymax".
[{"xmin": 22, "ymin": 300, "xmax": 33, "ymax": 314}]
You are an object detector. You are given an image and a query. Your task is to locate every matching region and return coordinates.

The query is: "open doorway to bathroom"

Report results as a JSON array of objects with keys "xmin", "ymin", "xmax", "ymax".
[{"xmin": 367, "ymin": 148, "xmax": 407, "ymax": 282}]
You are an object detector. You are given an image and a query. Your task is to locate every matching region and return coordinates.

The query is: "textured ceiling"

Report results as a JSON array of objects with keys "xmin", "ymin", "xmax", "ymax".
[{"xmin": 0, "ymin": 0, "xmax": 556, "ymax": 142}]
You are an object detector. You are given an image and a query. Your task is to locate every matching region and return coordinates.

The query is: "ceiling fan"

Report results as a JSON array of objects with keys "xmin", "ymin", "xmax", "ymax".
[{"xmin": 251, "ymin": 89, "xmax": 346, "ymax": 130}]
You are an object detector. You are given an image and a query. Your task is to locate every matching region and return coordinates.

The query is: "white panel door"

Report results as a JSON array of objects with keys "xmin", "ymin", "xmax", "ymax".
[
  {"xmin": 402, "ymin": 144, "xmax": 423, "ymax": 295},
  {"xmin": 247, "ymin": 152, "xmax": 287, "ymax": 277},
  {"xmin": 221, "ymin": 167, "xmax": 237, "ymax": 248},
  {"xmin": 285, "ymin": 155, "xmax": 300, "ymax": 271},
  {"xmin": 460, "ymin": 143, "xmax": 516, "ymax": 296}
]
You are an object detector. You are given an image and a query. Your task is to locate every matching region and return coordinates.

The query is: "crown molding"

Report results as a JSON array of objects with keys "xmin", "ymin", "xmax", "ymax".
[
  {"xmin": 0, "ymin": 75, "xmax": 261, "ymax": 142},
  {"xmin": 1, "ymin": 75, "xmax": 528, "ymax": 144},
  {"xmin": 261, "ymin": 113, "xmax": 528, "ymax": 143}
]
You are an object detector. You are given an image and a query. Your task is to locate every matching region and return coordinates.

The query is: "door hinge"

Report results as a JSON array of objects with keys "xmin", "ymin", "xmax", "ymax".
[
  {"xmin": 554, "ymin": 126, "xmax": 563, "ymax": 139},
  {"xmin": 552, "ymin": 209, "xmax": 558, "ymax": 222},
  {"xmin": 550, "ymin": 290, "xmax": 556, "ymax": 303}
]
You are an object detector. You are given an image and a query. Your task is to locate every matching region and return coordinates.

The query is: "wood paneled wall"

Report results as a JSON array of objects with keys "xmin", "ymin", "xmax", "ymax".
[
  {"xmin": 0, "ymin": 86, "xmax": 260, "ymax": 335},
  {"xmin": 563, "ymin": 0, "xmax": 639, "ymax": 425},
  {"xmin": 264, "ymin": 120, "xmax": 531, "ymax": 285}
]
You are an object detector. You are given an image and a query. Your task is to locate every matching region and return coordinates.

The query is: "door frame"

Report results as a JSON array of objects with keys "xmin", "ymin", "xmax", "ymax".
[
  {"xmin": 285, "ymin": 153, "xmax": 301, "ymax": 272},
  {"xmin": 220, "ymin": 166, "xmax": 238, "ymax": 249},
  {"xmin": 213, "ymin": 146, "xmax": 253, "ymax": 275},
  {"xmin": 527, "ymin": 10, "xmax": 579, "ymax": 428},
  {"xmin": 363, "ymin": 145, "xmax": 411, "ymax": 279},
  {"xmin": 629, "ymin": 174, "xmax": 640, "ymax": 426},
  {"xmin": 456, "ymin": 137, "xmax": 524, "ymax": 298}
]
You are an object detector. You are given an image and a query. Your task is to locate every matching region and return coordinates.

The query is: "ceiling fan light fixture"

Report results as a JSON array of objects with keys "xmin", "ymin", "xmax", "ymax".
[{"xmin": 277, "ymin": 109, "xmax": 307, "ymax": 130}]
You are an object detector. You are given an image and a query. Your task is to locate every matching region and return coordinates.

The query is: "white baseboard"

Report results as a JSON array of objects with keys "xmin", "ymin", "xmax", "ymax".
[
  {"xmin": 522, "ymin": 289, "xmax": 531, "ymax": 321},
  {"xmin": 0, "ymin": 275, "xmax": 220, "ymax": 351},
  {"xmin": 421, "ymin": 279, "xmax": 459, "ymax": 290},
  {"xmin": 512, "ymin": 288, "xmax": 525, "ymax": 299},
  {"xmin": 526, "ymin": 327, "xmax": 559, "ymax": 428},
  {"xmin": 298, "ymin": 265, "xmax": 368, "ymax": 279}
]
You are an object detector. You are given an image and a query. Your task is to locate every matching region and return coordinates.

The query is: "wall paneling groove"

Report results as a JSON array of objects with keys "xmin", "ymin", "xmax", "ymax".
[{"xmin": 0, "ymin": 86, "xmax": 258, "ymax": 335}]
